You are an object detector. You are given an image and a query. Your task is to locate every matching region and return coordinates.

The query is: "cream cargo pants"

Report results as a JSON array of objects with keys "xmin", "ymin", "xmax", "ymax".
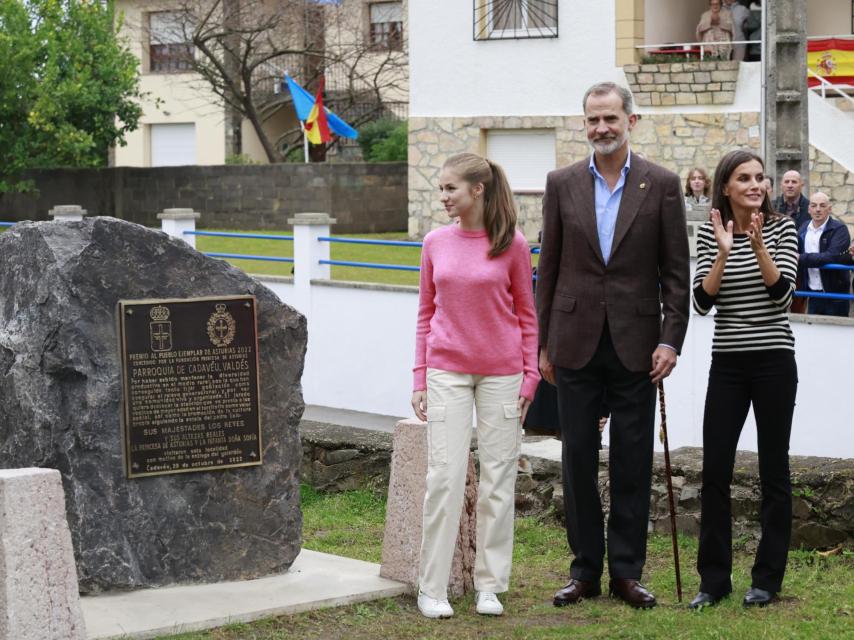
[{"xmin": 418, "ymin": 368, "xmax": 523, "ymax": 600}]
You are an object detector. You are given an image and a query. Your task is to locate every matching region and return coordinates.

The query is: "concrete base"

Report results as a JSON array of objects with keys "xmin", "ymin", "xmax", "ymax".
[
  {"xmin": 81, "ymin": 550, "xmax": 408, "ymax": 640},
  {"xmin": 0, "ymin": 468, "xmax": 86, "ymax": 640}
]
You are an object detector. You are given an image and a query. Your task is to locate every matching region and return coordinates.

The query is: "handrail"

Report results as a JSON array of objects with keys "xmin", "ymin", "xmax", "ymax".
[
  {"xmin": 635, "ymin": 39, "xmax": 760, "ymax": 61},
  {"xmin": 807, "ymin": 68, "xmax": 854, "ymax": 108},
  {"xmin": 0, "ymin": 222, "xmax": 15, "ymax": 227},
  {"xmin": 319, "ymin": 259, "xmax": 419, "ymax": 272},
  {"xmin": 184, "ymin": 230, "xmax": 294, "ymax": 241},
  {"xmin": 317, "ymin": 236, "xmax": 422, "ymax": 248},
  {"xmin": 204, "ymin": 252, "xmax": 294, "ymax": 263}
]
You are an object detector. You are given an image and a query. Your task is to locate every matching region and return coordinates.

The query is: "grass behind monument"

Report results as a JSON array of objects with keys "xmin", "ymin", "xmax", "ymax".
[{"xmin": 161, "ymin": 486, "xmax": 854, "ymax": 640}]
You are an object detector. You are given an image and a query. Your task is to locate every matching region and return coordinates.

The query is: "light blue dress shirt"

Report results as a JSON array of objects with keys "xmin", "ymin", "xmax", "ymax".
[{"xmin": 588, "ymin": 152, "xmax": 631, "ymax": 264}]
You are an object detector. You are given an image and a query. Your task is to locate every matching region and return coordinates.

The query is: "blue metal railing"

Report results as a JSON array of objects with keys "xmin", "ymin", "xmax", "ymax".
[
  {"xmin": 0, "ymin": 222, "xmax": 15, "ymax": 228},
  {"xmin": 317, "ymin": 235, "xmax": 422, "ymax": 272},
  {"xmin": 794, "ymin": 263, "xmax": 854, "ymax": 301},
  {"xmin": 183, "ymin": 229, "xmax": 294, "ymax": 265}
]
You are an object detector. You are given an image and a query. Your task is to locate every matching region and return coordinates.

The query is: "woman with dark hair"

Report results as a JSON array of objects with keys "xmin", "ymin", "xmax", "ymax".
[
  {"xmin": 684, "ymin": 167, "xmax": 711, "ymax": 211},
  {"xmin": 411, "ymin": 152, "xmax": 539, "ymax": 619},
  {"xmin": 689, "ymin": 150, "xmax": 799, "ymax": 610}
]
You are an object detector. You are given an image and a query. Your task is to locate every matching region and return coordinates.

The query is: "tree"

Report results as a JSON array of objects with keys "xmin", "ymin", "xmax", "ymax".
[
  {"xmin": 166, "ymin": 0, "xmax": 407, "ymax": 162},
  {"xmin": 0, "ymin": 0, "xmax": 144, "ymax": 192}
]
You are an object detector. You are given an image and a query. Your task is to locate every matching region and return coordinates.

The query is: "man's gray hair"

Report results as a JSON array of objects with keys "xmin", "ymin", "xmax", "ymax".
[{"xmin": 582, "ymin": 82, "xmax": 634, "ymax": 116}]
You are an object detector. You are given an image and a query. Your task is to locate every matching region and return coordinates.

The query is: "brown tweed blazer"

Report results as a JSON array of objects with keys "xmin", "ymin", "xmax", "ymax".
[{"xmin": 536, "ymin": 152, "xmax": 690, "ymax": 372}]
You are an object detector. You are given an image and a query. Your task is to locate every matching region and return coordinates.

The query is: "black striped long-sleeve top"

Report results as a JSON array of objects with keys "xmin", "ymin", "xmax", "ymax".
[{"xmin": 692, "ymin": 216, "xmax": 799, "ymax": 353}]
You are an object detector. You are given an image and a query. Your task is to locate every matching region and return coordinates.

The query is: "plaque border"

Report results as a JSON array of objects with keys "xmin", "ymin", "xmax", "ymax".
[{"xmin": 117, "ymin": 294, "xmax": 263, "ymax": 479}]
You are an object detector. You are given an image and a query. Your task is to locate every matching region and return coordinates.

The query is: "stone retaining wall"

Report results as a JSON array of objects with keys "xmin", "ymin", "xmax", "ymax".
[
  {"xmin": 624, "ymin": 60, "xmax": 740, "ymax": 107},
  {"xmin": 409, "ymin": 114, "xmax": 854, "ymax": 240},
  {"xmin": 300, "ymin": 423, "xmax": 854, "ymax": 550}
]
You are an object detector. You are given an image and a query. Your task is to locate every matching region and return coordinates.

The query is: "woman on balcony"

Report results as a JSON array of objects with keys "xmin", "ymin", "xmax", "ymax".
[
  {"xmin": 689, "ymin": 150, "xmax": 799, "ymax": 610},
  {"xmin": 684, "ymin": 167, "xmax": 712, "ymax": 212},
  {"xmin": 411, "ymin": 152, "xmax": 539, "ymax": 619},
  {"xmin": 696, "ymin": 0, "xmax": 734, "ymax": 60}
]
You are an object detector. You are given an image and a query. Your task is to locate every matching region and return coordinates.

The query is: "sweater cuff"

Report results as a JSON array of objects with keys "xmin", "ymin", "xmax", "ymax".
[
  {"xmin": 765, "ymin": 275, "xmax": 792, "ymax": 301},
  {"xmin": 413, "ymin": 366, "xmax": 427, "ymax": 392},
  {"xmin": 693, "ymin": 283, "xmax": 716, "ymax": 311},
  {"xmin": 520, "ymin": 372, "xmax": 541, "ymax": 402}
]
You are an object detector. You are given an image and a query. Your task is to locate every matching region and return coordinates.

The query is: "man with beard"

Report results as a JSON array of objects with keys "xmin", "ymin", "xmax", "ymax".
[{"xmin": 536, "ymin": 82, "xmax": 690, "ymax": 609}]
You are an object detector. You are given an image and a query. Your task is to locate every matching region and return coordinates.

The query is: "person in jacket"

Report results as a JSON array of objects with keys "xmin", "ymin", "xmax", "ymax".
[
  {"xmin": 411, "ymin": 152, "xmax": 539, "ymax": 619},
  {"xmin": 537, "ymin": 82, "xmax": 690, "ymax": 610},
  {"xmin": 690, "ymin": 149, "xmax": 799, "ymax": 610},
  {"xmin": 773, "ymin": 170, "xmax": 810, "ymax": 230},
  {"xmin": 797, "ymin": 192, "xmax": 852, "ymax": 317}
]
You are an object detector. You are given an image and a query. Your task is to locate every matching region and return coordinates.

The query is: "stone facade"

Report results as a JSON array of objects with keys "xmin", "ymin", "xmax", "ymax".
[
  {"xmin": 409, "ymin": 114, "xmax": 854, "ymax": 240},
  {"xmin": 624, "ymin": 61, "xmax": 740, "ymax": 107}
]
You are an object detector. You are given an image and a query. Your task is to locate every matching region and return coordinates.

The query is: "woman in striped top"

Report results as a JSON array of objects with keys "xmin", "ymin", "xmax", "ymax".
[{"xmin": 689, "ymin": 150, "xmax": 799, "ymax": 610}]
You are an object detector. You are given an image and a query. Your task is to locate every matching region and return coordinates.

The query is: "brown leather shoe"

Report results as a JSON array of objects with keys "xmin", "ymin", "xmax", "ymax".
[
  {"xmin": 608, "ymin": 579, "xmax": 656, "ymax": 609},
  {"xmin": 553, "ymin": 579, "xmax": 602, "ymax": 606}
]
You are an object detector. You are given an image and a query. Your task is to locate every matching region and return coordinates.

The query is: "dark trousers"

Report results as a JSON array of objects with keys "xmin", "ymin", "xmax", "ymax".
[
  {"xmin": 697, "ymin": 350, "xmax": 797, "ymax": 596},
  {"xmin": 807, "ymin": 295, "xmax": 850, "ymax": 318},
  {"xmin": 555, "ymin": 325, "xmax": 656, "ymax": 582}
]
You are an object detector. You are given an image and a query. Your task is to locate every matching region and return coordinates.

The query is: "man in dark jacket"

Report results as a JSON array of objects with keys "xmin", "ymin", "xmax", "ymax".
[
  {"xmin": 774, "ymin": 170, "xmax": 810, "ymax": 230},
  {"xmin": 797, "ymin": 192, "xmax": 851, "ymax": 317}
]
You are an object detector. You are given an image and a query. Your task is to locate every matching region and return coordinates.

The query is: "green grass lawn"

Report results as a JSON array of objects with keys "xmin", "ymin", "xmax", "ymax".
[
  {"xmin": 159, "ymin": 487, "xmax": 854, "ymax": 640},
  {"xmin": 194, "ymin": 230, "xmax": 422, "ymax": 287}
]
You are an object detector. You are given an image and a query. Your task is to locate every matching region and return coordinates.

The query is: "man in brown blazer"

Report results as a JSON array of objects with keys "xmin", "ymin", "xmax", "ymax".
[{"xmin": 537, "ymin": 82, "xmax": 690, "ymax": 609}]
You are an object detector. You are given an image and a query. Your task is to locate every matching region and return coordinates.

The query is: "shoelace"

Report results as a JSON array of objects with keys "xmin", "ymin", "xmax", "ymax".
[{"xmin": 480, "ymin": 593, "xmax": 498, "ymax": 603}]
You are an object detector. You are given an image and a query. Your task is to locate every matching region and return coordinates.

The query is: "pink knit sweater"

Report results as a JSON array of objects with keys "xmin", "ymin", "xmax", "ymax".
[{"xmin": 413, "ymin": 224, "xmax": 540, "ymax": 400}]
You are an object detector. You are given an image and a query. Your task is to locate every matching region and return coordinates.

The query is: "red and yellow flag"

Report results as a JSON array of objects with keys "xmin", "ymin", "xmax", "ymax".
[
  {"xmin": 304, "ymin": 78, "xmax": 332, "ymax": 145},
  {"xmin": 808, "ymin": 38, "xmax": 854, "ymax": 87}
]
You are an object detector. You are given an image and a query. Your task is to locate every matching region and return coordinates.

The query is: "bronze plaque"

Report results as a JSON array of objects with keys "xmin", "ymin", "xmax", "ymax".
[{"xmin": 118, "ymin": 295, "xmax": 262, "ymax": 478}]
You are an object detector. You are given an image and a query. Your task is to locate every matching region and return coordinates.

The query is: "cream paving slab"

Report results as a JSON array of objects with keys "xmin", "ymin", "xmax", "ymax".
[{"xmin": 82, "ymin": 549, "xmax": 410, "ymax": 640}]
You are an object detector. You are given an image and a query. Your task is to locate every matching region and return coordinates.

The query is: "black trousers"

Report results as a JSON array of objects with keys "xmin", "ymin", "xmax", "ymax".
[
  {"xmin": 697, "ymin": 350, "xmax": 798, "ymax": 596},
  {"xmin": 555, "ymin": 325, "xmax": 656, "ymax": 582}
]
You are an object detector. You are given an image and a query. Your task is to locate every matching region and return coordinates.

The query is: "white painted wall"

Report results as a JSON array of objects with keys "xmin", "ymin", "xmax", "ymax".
[
  {"xmin": 256, "ymin": 273, "xmax": 854, "ymax": 459},
  {"xmin": 808, "ymin": 90, "xmax": 854, "ymax": 171},
  {"xmin": 410, "ymin": 0, "xmax": 620, "ymax": 117},
  {"xmin": 807, "ymin": 0, "xmax": 853, "ymax": 37}
]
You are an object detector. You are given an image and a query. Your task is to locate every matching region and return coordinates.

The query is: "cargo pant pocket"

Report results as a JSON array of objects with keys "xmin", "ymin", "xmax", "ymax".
[
  {"xmin": 501, "ymin": 403, "xmax": 522, "ymax": 462},
  {"xmin": 426, "ymin": 405, "xmax": 447, "ymax": 466}
]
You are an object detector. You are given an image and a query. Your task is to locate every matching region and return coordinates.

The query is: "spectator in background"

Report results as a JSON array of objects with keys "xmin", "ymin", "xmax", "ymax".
[
  {"xmin": 723, "ymin": 0, "xmax": 750, "ymax": 61},
  {"xmin": 797, "ymin": 192, "xmax": 852, "ymax": 317},
  {"xmin": 685, "ymin": 167, "xmax": 712, "ymax": 212},
  {"xmin": 763, "ymin": 175, "xmax": 774, "ymax": 202},
  {"xmin": 697, "ymin": 0, "xmax": 734, "ymax": 60},
  {"xmin": 774, "ymin": 170, "xmax": 811, "ymax": 230},
  {"xmin": 745, "ymin": 1, "xmax": 763, "ymax": 61}
]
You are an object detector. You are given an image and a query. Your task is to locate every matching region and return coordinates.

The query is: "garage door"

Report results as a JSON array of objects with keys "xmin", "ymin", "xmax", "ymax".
[{"xmin": 150, "ymin": 123, "xmax": 196, "ymax": 166}]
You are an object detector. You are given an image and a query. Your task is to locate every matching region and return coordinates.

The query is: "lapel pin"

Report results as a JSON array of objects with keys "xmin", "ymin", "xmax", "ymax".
[{"xmin": 640, "ymin": 182, "xmax": 647, "ymax": 189}]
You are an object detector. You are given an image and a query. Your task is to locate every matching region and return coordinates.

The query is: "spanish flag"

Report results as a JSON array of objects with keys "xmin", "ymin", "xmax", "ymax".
[
  {"xmin": 304, "ymin": 78, "xmax": 332, "ymax": 145},
  {"xmin": 808, "ymin": 38, "xmax": 854, "ymax": 87}
]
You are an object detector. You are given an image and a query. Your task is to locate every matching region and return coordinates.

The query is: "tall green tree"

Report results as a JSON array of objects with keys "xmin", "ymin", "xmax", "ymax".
[{"xmin": 0, "ymin": 0, "xmax": 143, "ymax": 192}]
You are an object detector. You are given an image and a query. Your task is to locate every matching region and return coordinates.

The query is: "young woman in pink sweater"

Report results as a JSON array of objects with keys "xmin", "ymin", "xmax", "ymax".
[{"xmin": 411, "ymin": 152, "xmax": 540, "ymax": 619}]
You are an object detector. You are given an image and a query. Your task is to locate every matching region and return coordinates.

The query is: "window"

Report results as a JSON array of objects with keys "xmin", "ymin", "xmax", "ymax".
[
  {"xmin": 149, "ymin": 11, "xmax": 194, "ymax": 73},
  {"xmin": 474, "ymin": 0, "xmax": 558, "ymax": 41},
  {"xmin": 369, "ymin": 2, "xmax": 403, "ymax": 50},
  {"xmin": 485, "ymin": 130, "xmax": 556, "ymax": 192}
]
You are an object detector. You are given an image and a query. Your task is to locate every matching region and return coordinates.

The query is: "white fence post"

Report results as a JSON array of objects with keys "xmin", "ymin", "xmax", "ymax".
[
  {"xmin": 48, "ymin": 205, "xmax": 86, "ymax": 222},
  {"xmin": 157, "ymin": 208, "xmax": 200, "ymax": 248},
  {"xmin": 288, "ymin": 212, "xmax": 336, "ymax": 315}
]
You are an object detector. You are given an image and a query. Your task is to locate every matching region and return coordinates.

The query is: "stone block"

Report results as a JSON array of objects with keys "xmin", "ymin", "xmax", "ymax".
[
  {"xmin": 380, "ymin": 419, "xmax": 476, "ymax": 598},
  {"xmin": 672, "ymin": 73, "xmax": 693, "ymax": 83},
  {"xmin": 661, "ymin": 93, "xmax": 676, "ymax": 106},
  {"xmin": 713, "ymin": 91, "xmax": 736, "ymax": 104},
  {"xmin": 708, "ymin": 82, "xmax": 721, "ymax": 91},
  {"xmin": 654, "ymin": 73, "xmax": 670, "ymax": 83},
  {"xmin": 640, "ymin": 64, "xmax": 660, "ymax": 73},
  {"xmin": 721, "ymin": 82, "xmax": 737, "ymax": 91},
  {"xmin": 650, "ymin": 92, "xmax": 662, "ymax": 106},
  {"xmin": 0, "ymin": 469, "xmax": 86, "ymax": 640},
  {"xmin": 669, "ymin": 63, "xmax": 684, "ymax": 73},
  {"xmin": 697, "ymin": 92, "xmax": 713, "ymax": 105},
  {"xmin": 690, "ymin": 84, "xmax": 707, "ymax": 92},
  {"xmin": 634, "ymin": 92, "xmax": 652, "ymax": 106},
  {"xmin": 711, "ymin": 70, "xmax": 736, "ymax": 82},
  {"xmin": 636, "ymin": 72, "xmax": 654, "ymax": 84},
  {"xmin": 694, "ymin": 72, "xmax": 711, "ymax": 83},
  {"xmin": 676, "ymin": 93, "xmax": 698, "ymax": 105},
  {"xmin": 666, "ymin": 84, "xmax": 680, "ymax": 92}
]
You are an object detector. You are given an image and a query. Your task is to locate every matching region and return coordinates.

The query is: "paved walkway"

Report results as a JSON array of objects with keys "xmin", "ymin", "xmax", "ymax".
[{"xmin": 82, "ymin": 550, "xmax": 408, "ymax": 640}]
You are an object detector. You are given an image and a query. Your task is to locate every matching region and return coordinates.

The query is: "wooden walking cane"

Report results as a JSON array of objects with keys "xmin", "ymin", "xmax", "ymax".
[{"xmin": 657, "ymin": 381, "xmax": 683, "ymax": 603}]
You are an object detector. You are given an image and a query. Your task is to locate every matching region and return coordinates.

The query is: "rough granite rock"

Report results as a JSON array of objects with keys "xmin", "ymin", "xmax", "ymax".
[
  {"xmin": 380, "ymin": 419, "xmax": 476, "ymax": 597},
  {"xmin": 0, "ymin": 468, "xmax": 86, "ymax": 639},
  {"xmin": 0, "ymin": 218, "xmax": 307, "ymax": 593}
]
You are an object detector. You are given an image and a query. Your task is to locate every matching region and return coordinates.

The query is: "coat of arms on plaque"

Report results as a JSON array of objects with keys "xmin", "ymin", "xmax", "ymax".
[
  {"xmin": 149, "ymin": 306, "xmax": 173, "ymax": 352},
  {"xmin": 207, "ymin": 303, "xmax": 236, "ymax": 347}
]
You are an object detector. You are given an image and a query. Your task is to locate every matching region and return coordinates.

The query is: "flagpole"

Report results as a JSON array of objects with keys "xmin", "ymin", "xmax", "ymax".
[{"xmin": 300, "ymin": 121, "xmax": 309, "ymax": 163}]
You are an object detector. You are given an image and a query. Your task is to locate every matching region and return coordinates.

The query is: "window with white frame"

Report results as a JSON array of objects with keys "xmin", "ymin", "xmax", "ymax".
[
  {"xmin": 474, "ymin": 0, "xmax": 558, "ymax": 41},
  {"xmin": 486, "ymin": 129, "xmax": 556, "ymax": 192},
  {"xmin": 149, "ymin": 11, "xmax": 194, "ymax": 73},
  {"xmin": 369, "ymin": 2, "xmax": 403, "ymax": 50}
]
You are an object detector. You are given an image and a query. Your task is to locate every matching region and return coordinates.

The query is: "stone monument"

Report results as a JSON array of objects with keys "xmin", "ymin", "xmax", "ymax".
[{"xmin": 0, "ymin": 217, "xmax": 307, "ymax": 593}]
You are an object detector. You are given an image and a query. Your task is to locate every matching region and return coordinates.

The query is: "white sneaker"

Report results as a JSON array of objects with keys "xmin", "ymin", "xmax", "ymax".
[
  {"xmin": 476, "ymin": 591, "xmax": 504, "ymax": 616},
  {"xmin": 417, "ymin": 590, "xmax": 454, "ymax": 619}
]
